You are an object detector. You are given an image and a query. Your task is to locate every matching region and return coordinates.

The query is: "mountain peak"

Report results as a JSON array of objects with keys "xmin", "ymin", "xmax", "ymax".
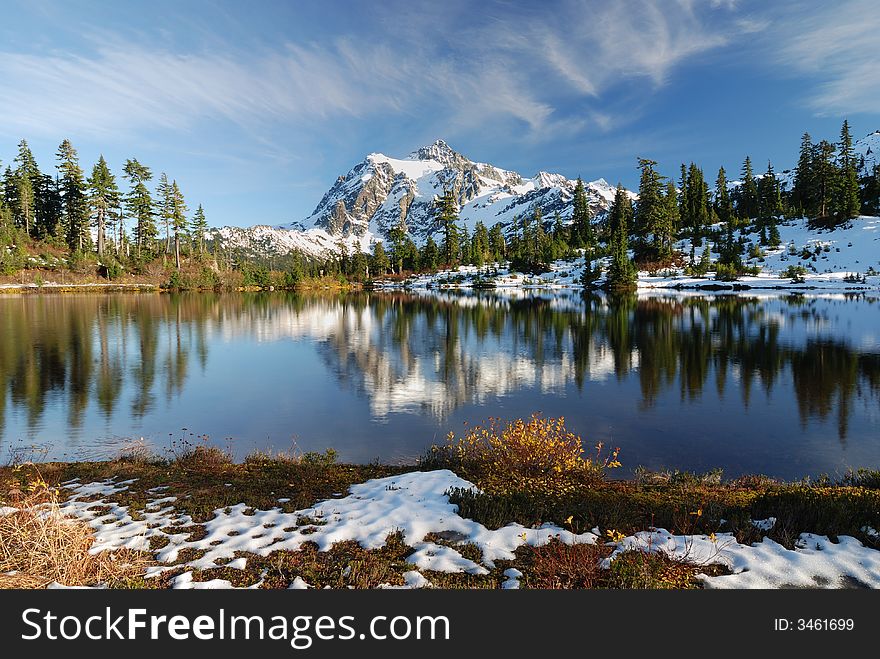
[{"xmin": 408, "ymin": 139, "xmax": 464, "ymax": 165}]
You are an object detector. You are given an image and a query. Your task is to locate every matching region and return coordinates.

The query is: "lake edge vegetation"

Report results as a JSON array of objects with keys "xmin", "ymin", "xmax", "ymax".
[
  {"xmin": 1, "ymin": 415, "xmax": 878, "ymax": 589},
  {"xmin": 2, "ymin": 122, "xmax": 879, "ymax": 293}
]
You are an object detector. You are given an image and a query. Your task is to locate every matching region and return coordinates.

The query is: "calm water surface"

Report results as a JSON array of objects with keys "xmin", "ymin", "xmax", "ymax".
[{"xmin": 1, "ymin": 290, "xmax": 879, "ymax": 479}]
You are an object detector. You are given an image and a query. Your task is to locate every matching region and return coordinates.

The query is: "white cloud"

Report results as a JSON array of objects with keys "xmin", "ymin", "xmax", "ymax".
[
  {"xmin": 771, "ymin": 0, "xmax": 880, "ymax": 116},
  {"xmin": 0, "ymin": 1, "xmax": 752, "ymax": 142}
]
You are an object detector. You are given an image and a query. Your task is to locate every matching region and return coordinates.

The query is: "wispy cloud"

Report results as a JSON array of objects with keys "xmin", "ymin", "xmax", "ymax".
[
  {"xmin": 0, "ymin": 1, "xmax": 752, "ymax": 142},
  {"xmin": 772, "ymin": 0, "xmax": 880, "ymax": 116}
]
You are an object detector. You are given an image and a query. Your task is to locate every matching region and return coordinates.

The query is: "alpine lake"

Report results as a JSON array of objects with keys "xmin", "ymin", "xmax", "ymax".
[{"xmin": 2, "ymin": 289, "xmax": 879, "ymax": 480}]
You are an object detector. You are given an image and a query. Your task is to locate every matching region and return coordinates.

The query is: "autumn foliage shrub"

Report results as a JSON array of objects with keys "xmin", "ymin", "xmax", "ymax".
[{"xmin": 431, "ymin": 414, "xmax": 620, "ymax": 496}]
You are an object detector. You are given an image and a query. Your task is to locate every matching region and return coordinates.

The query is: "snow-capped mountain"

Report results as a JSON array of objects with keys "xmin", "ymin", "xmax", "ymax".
[{"xmin": 209, "ymin": 139, "xmax": 621, "ymax": 259}]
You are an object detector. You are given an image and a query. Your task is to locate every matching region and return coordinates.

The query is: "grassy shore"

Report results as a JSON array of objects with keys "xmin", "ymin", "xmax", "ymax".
[{"xmin": 2, "ymin": 443, "xmax": 878, "ymax": 590}]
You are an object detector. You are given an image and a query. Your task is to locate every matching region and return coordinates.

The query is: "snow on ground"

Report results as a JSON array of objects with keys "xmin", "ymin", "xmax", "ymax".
[
  {"xmin": 50, "ymin": 470, "xmax": 880, "ymax": 589},
  {"xmin": 604, "ymin": 529, "xmax": 880, "ymax": 589},
  {"xmin": 374, "ymin": 216, "xmax": 880, "ymax": 293}
]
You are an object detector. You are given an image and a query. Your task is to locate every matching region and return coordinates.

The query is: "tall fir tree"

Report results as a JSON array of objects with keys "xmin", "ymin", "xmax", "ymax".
[
  {"xmin": 606, "ymin": 184, "xmax": 636, "ymax": 291},
  {"xmin": 738, "ymin": 156, "xmax": 759, "ymax": 222},
  {"xmin": 814, "ymin": 140, "xmax": 837, "ymax": 219},
  {"xmin": 714, "ymin": 167, "xmax": 733, "ymax": 227},
  {"xmin": 170, "ymin": 180, "xmax": 188, "ymax": 269},
  {"xmin": 837, "ymin": 119, "xmax": 860, "ymax": 220},
  {"xmin": 434, "ymin": 187, "xmax": 460, "ymax": 266},
  {"xmin": 191, "ymin": 204, "xmax": 208, "ymax": 254},
  {"xmin": 13, "ymin": 140, "xmax": 40, "ymax": 237},
  {"xmin": 421, "ymin": 235, "xmax": 439, "ymax": 271},
  {"xmin": 56, "ymin": 139, "xmax": 90, "ymax": 252},
  {"xmin": 792, "ymin": 132, "xmax": 815, "ymax": 217},
  {"xmin": 488, "ymin": 223, "xmax": 506, "ymax": 262},
  {"xmin": 634, "ymin": 158, "xmax": 670, "ymax": 260},
  {"xmin": 156, "ymin": 172, "xmax": 173, "ymax": 254},
  {"xmin": 34, "ymin": 173, "xmax": 62, "ymax": 239},
  {"xmin": 685, "ymin": 163, "xmax": 709, "ymax": 245},
  {"xmin": 123, "ymin": 159, "xmax": 156, "ymax": 258},
  {"xmin": 388, "ymin": 218, "xmax": 407, "ymax": 274},
  {"xmin": 87, "ymin": 155, "xmax": 120, "ymax": 257},
  {"xmin": 570, "ymin": 177, "xmax": 592, "ymax": 248},
  {"xmin": 371, "ymin": 240, "xmax": 389, "ymax": 275}
]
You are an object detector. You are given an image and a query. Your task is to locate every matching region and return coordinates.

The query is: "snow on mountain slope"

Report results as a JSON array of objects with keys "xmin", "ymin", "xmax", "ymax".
[{"xmin": 212, "ymin": 139, "xmax": 622, "ymax": 258}]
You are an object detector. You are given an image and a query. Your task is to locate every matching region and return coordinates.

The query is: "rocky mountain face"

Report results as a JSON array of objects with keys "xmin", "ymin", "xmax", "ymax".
[{"xmin": 210, "ymin": 139, "xmax": 620, "ymax": 258}]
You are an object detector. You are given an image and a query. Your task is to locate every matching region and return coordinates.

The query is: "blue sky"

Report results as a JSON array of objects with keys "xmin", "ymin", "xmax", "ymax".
[{"xmin": 1, "ymin": 0, "xmax": 878, "ymax": 228}]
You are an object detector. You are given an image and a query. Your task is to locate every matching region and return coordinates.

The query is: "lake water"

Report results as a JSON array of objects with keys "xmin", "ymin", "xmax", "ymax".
[{"xmin": 1, "ymin": 290, "xmax": 879, "ymax": 479}]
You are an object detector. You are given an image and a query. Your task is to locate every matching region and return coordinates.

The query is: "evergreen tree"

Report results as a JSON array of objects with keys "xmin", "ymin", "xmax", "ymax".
[
  {"xmin": 87, "ymin": 155, "xmax": 120, "ymax": 257},
  {"xmin": 122, "ymin": 159, "xmax": 156, "ymax": 258},
  {"xmin": 191, "ymin": 204, "xmax": 208, "ymax": 254},
  {"xmin": 459, "ymin": 224, "xmax": 472, "ymax": 265},
  {"xmin": 606, "ymin": 184, "xmax": 636, "ymax": 291},
  {"xmin": 13, "ymin": 140, "xmax": 39, "ymax": 237},
  {"xmin": 433, "ymin": 188, "xmax": 460, "ymax": 266},
  {"xmin": 472, "ymin": 221, "xmax": 489, "ymax": 268},
  {"xmin": 634, "ymin": 158, "xmax": 670, "ymax": 260},
  {"xmin": 56, "ymin": 140, "xmax": 90, "ymax": 252},
  {"xmin": 792, "ymin": 132, "xmax": 815, "ymax": 217},
  {"xmin": 488, "ymin": 224, "xmax": 505, "ymax": 263},
  {"xmin": 157, "ymin": 173, "xmax": 173, "ymax": 254},
  {"xmin": 837, "ymin": 120, "xmax": 861, "ymax": 220},
  {"xmin": 170, "ymin": 180, "xmax": 188, "ymax": 269},
  {"xmin": 757, "ymin": 161, "xmax": 782, "ymax": 237},
  {"xmin": 714, "ymin": 167, "xmax": 733, "ymax": 227},
  {"xmin": 685, "ymin": 163, "xmax": 710, "ymax": 245},
  {"xmin": 738, "ymin": 156, "xmax": 759, "ymax": 222},
  {"xmin": 862, "ymin": 164, "xmax": 880, "ymax": 216},
  {"xmin": 34, "ymin": 174, "xmax": 62, "ymax": 239},
  {"xmin": 388, "ymin": 219, "xmax": 407, "ymax": 274},
  {"xmin": 813, "ymin": 140, "xmax": 837, "ymax": 219},
  {"xmin": 570, "ymin": 177, "xmax": 592, "ymax": 248},
  {"xmin": 371, "ymin": 240, "xmax": 389, "ymax": 275},
  {"xmin": 421, "ymin": 235, "xmax": 439, "ymax": 271}
]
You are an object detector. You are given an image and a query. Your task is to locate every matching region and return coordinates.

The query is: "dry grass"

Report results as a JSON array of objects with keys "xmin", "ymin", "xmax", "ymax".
[{"xmin": 0, "ymin": 476, "xmax": 152, "ymax": 589}]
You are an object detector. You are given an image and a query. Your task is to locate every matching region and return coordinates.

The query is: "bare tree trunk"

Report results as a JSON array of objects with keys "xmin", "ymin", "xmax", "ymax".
[{"xmin": 174, "ymin": 232, "xmax": 181, "ymax": 270}]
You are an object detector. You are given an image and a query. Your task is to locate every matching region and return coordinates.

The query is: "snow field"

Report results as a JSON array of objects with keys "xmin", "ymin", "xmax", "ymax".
[{"xmin": 48, "ymin": 470, "xmax": 880, "ymax": 589}]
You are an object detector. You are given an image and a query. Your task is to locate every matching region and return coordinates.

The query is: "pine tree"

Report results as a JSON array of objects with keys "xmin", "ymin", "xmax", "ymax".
[
  {"xmin": 123, "ymin": 159, "xmax": 156, "ymax": 258},
  {"xmin": 685, "ymin": 163, "xmax": 709, "ymax": 245},
  {"xmin": 488, "ymin": 224, "xmax": 505, "ymax": 263},
  {"xmin": 757, "ymin": 161, "xmax": 782, "ymax": 238},
  {"xmin": 371, "ymin": 240, "xmax": 389, "ymax": 275},
  {"xmin": 814, "ymin": 140, "xmax": 837, "ymax": 219},
  {"xmin": 634, "ymin": 158, "xmax": 670, "ymax": 260},
  {"xmin": 606, "ymin": 184, "xmax": 636, "ymax": 291},
  {"xmin": 570, "ymin": 177, "xmax": 592, "ymax": 248},
  {"xmin": 388, "ymin": 219, "xmax": 407, "ymax": 274},
  {"xmin": 421, "ymin": 235, "xmax": 439, "ymax": 271},
  {"xmin": 170, "ymin": 180, "xmax": 187, "ymax": 270},
  {"xmin": 792, "ymin": 132, "xmax": 815, "ymax": 217},
  {"xmin": 837, "ymin": 120, "xmax": 860, "ymax": 220},
  {"xmin": 472, "ymin": 221, "xmax": 489, "ymax": 268},
  {"xmin": 34, "ymin": 173, "xmax": 62, "ymax": 239},
  {"xmin": 87, "ymin": 156, "xmax": 120, "ymax": 257},
  {"xmin": 157, "ymin": 173, "xmax": 173, "ymax": 254},
  {"xmin": 191, "ymin": 204, "xmax": 208, "ymax": 254},
  {"xmin": 714, "ymin": 167, "xmax": 733, "ymax": 227},
  {"xmin": 56, "ymin": 140, "xmax": 90, "ymax": 252},
  {"xmin": 738, "ymin": 156, "xmax": 759, "ymax": 222},
  {"xmin": 459, "ymin": 224, "xmax": 472, "ymax": 265},
  {"xmin": 13, "ymin": 140, "xmax": 39, "ymax": 238},
  {"xmin": 434, "ymin": 188, "xmax": 460, "ymax": 266}
]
